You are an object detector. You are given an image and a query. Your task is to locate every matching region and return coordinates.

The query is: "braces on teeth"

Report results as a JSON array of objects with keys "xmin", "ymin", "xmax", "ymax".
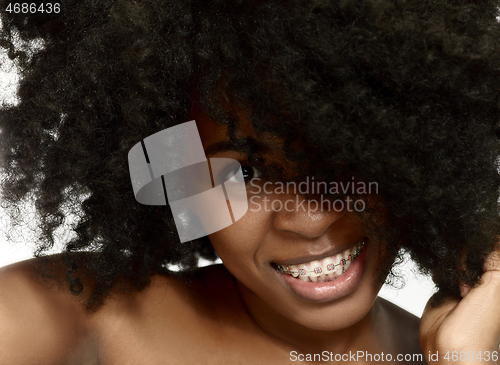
[{"xmin": 275, "ymin": 241, "xmax": 365, "ymax": 276}]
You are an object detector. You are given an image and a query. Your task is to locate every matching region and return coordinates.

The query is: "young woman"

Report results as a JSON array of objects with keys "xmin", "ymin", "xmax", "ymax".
[{"xmin": 0, "ymin": 0, "xmax": 499, "ymax": 363}]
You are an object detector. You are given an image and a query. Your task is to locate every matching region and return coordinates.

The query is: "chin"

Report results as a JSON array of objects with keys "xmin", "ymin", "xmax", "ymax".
[
  {"xmin": 289, "ymin": 288, "xmax": 380, "ymax": 332},
  {"xmin": 275, "ymin": 275, "xmax": 382, "ymax": 332}
]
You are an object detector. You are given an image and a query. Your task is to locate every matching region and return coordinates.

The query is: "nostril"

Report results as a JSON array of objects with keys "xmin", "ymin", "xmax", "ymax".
[{"xmin": 271, "ymin": 199, "xmax": 346, "ymax": 239}]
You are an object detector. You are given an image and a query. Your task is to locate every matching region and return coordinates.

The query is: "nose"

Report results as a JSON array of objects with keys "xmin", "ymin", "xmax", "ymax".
[{"xmin": 271, "ymin": 194, "xmax": 346, "ymax": 239}]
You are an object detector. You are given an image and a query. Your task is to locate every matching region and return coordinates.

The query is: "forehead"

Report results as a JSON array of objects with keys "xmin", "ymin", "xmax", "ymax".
[{"xmin": 190, "ymin": 102, "xmax": 234, "ymax": 151}]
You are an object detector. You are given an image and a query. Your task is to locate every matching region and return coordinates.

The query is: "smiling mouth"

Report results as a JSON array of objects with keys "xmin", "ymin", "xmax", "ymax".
[{"xmin": 273, "ymin": 240, "xmax": 365, "ymax": 283}]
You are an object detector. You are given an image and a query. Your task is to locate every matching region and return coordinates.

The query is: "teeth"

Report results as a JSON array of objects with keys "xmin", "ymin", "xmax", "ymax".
[
  {"xmin": 323, "ymin": 257, "xmax": 335, "ymax": 279},
  {"xmin": 343, "ymin": 249, "xmax": 351, "ymax": 272},
  {"xmin": 289, "ymin": 265, "xmax": 299, "ymax": 277},
  {"xmin": 298, "ymin": 264, "xmax": 309, "ymax": 282},
  {"xmin": 334, "ymin": 253, "xmax": 343, "ymax": 276},
  {"xmin": 309, "ymin": 260, "xmax": 322, "ymax": 282},
  {"xmin": 276, "ymin": 240, "xmax": 364, "ymax": 280}
]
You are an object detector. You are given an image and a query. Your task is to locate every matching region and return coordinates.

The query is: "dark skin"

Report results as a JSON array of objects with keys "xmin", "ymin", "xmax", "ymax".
[
  {"xmin": 0, "ymin": 260, "xmax": 421, "ymax": 364},
  {"xmin": 2, "ymin": 105, "xmax": 499, "ymax": 364},
  {"xmin": 192, "ymin": 104, "xmax": 424, "ymax": 360}
]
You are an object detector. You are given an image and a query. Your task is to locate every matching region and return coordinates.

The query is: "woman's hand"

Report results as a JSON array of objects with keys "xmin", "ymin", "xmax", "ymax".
[{"xmin": 420, "ymin": 249, "xmax": 500, "ymax": 364}]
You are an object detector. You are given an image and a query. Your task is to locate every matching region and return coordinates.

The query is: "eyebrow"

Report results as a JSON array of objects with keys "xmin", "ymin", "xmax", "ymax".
[{"xmin": 204, "ymin": 139, "xmax": 273, "ymax": 158}]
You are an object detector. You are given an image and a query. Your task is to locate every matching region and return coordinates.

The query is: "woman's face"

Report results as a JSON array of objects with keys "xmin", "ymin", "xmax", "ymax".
[{"xmin": 192, "ymin": 105, "xmax": 389, "ymax": 333}]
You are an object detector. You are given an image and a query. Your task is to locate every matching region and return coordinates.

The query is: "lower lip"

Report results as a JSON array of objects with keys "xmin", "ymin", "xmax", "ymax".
[{"xmin": 277, "ymin": 242, "xmax": 367, "ymax": 303}]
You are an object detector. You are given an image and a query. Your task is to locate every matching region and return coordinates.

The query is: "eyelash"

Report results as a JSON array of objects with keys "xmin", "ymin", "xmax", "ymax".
[
  {"xmin": 222, "ymin": 163, "xmax": 262, "ymax": 185},
  {"xmin": 241, "ymin": 165, "xmax": 261, "ymax": 182}
]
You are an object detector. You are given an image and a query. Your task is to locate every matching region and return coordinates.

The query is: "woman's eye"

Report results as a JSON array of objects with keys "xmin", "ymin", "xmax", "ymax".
[
  {"xmin": 241, "ymin": 165, "xmax": 261, "ymax": 181},
  {"xmin": 224, "ymin": 165, "xmax": 261, "ymax": 184}
]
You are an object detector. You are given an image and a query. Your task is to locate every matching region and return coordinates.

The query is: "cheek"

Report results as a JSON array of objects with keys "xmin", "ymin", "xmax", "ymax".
[{"xmin": 208, "ymin": 204, "xmax": 272, "ymax": 272}]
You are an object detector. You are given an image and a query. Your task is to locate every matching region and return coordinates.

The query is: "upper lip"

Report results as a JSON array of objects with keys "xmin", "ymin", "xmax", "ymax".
[{"xmin": 272, "ymin": 236, "xmax": 366, "ymax": 266}]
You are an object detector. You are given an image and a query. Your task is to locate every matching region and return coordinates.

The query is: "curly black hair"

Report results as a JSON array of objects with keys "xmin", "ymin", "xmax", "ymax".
[{"xmin": 1, "ymin": 0, "xmax": 500, "ymax": 311}]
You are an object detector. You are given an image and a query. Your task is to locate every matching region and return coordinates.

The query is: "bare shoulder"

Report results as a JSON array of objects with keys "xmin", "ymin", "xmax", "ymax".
[
  {"xmin": 92, "ymin": 263, "xmax": 242, "ymax": 327},
  {"xmin": 89, "ymin": 264, "xmax": 255, "ymax": 363},
  {"xmin": 377, "ymin": 297, "xmax": 426, "ymax": 364},
  {"xmin": 0, "ymin": 258, "xmax": 239, "ymax": 364},
  {"xmin": 0, "ymin": 256, "xmax": 95, "ymax": 365}
]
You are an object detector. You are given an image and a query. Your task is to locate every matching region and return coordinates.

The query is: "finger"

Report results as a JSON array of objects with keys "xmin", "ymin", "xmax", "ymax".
[
  {"xmin": 459, "ymin": 282, "xmax": 471, "ymax": 297},
  {"xmin": 419, "ymin": 296, "xmax": 460, "ymax": 348},
  {"xmin": 421, "ymin": 246, "xmax": 500, "ymax": 354},
  {"xmin": 460, "ymin": 245, "xmax": 500, "ymax": 297},
  {"xmin": 450, "ymin": 269, "xmax": 500, "ymax": 351}
]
